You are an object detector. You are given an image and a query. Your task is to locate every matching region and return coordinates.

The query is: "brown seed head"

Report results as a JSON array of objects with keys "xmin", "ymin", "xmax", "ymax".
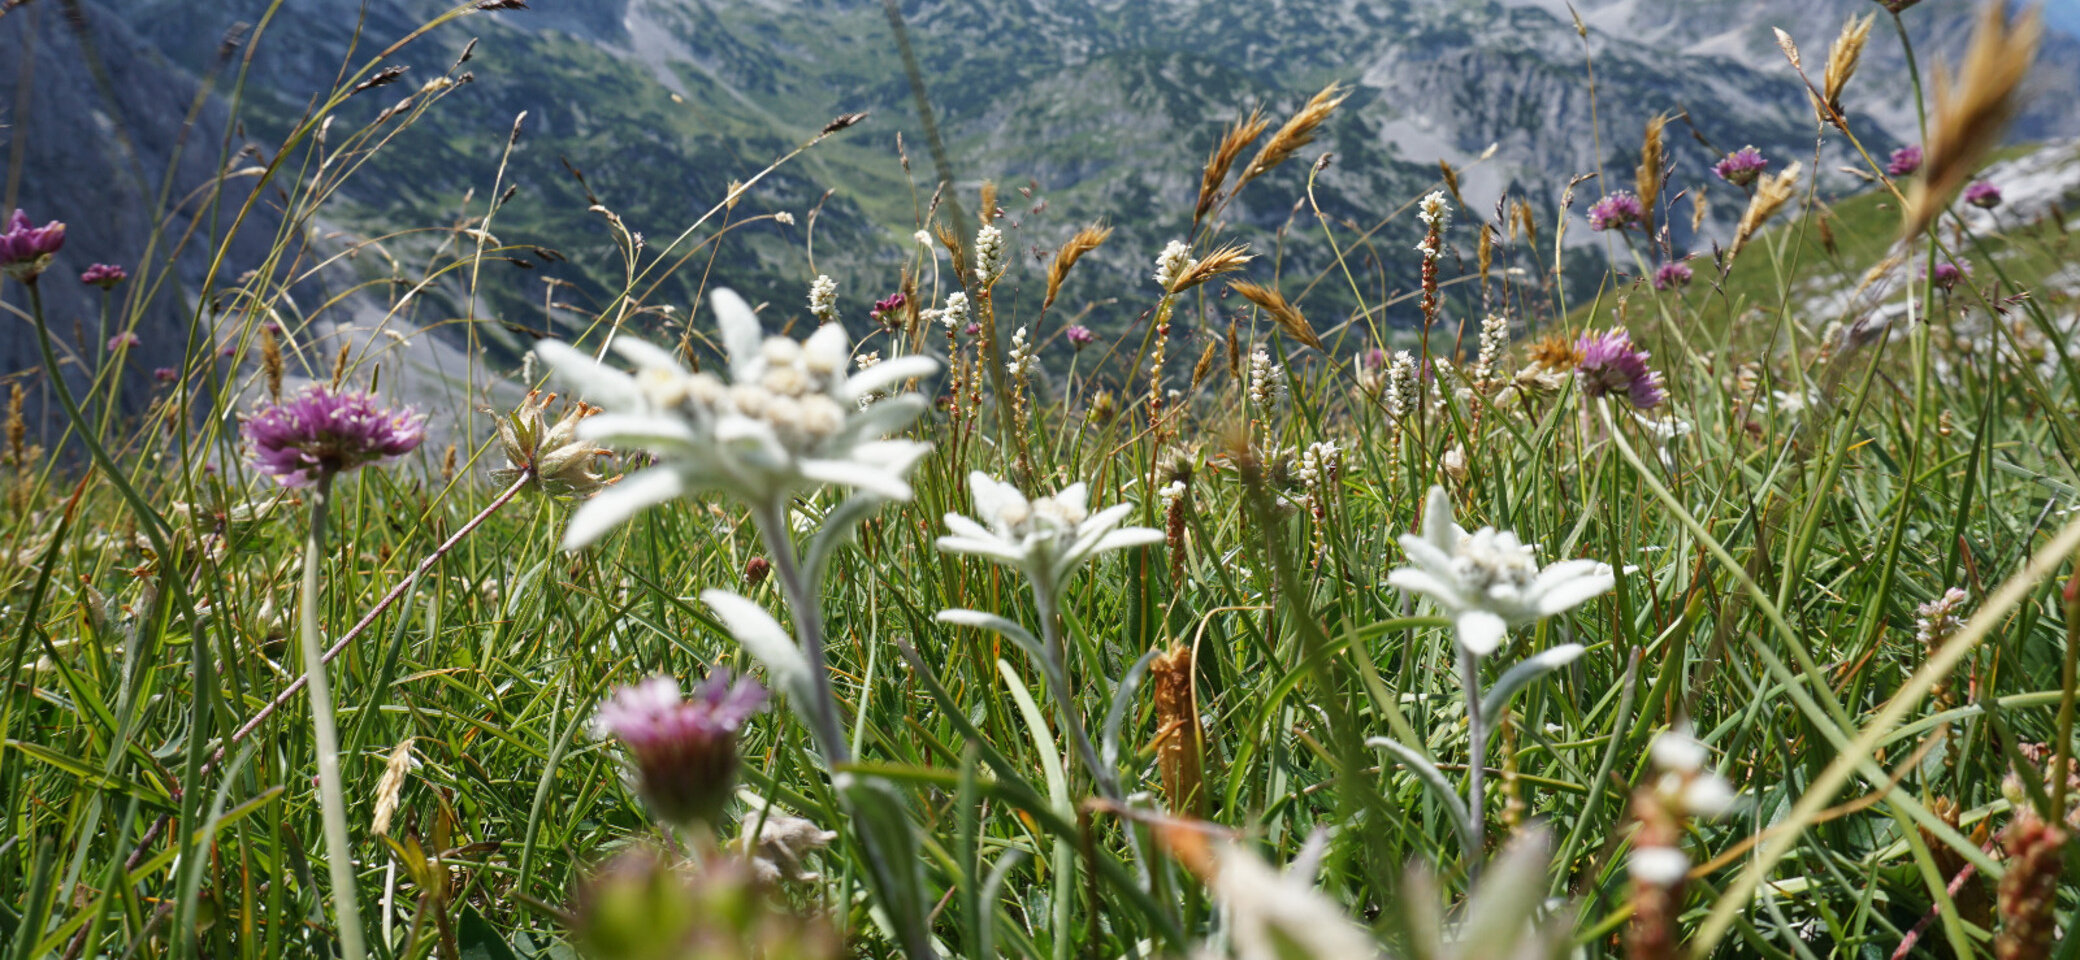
[
  {"xmin": 1197, "ymin": 107, "xmax": 1269, "ymax": 226},
  {"xmin": 1733, "ymin": 161, "xmax": 1803, "ymax": 258},
  {"xmin": 1817, "ymin": 13, "xmax": 1876, "ymax": 127},
  {"xmin": 261, "ymin": 325, "xmax": 284, "ymax": 402},
  {"xmin": 1906, "ymin": 2, "xmax": 2041, "ymax": 239},
  {"xmin": 1170, "ymin": 243, "xmax": 1253, "ymax": 294},
  {"xmin": 1636, "ymin": 114, "xmax": 1668, "ymax": 230},
  {"xmin": 1228, "ymin": 280, "xmax": 1320, "ymax": 351},
  {"xmin": 1528, "ymin": 333, "xmax": 1585, "ymax": 371},
  {"xmin": 1240, "ymin": 83, "xmax": 1348, "ymax": 187},
  {"xmin": 1044, "ymin": 222, "xmax": 1112, "ymax": 311}
]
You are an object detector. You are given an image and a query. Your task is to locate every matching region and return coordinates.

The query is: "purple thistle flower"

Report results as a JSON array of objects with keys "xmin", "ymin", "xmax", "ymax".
[
  {"xmin": 1065, "ymin": 325, "xmax": 1096, "ymax": 349},
  {"xmin": 593, "ymin": 671, "xmax": 767, "ymax": 829},
  {"xmin": 0, "ymin": 209, "xmax": 67, "ymax": 283},
  {"xmin": 80, "ymin": 263, "xmax": 128, "ymax": 289},
  {"xmin": 242, "ymin": 385, "xmax": 426, "ymax": 488},
  {"xmin": 1887, "ymin": 145, "xmax": 1923, "ymax": 178},
  {"xmin": 1575, "ymin": 328, "xmax": 1666, "ymax": 409},
  {"xmin": 1587, "ymin": 191, "xmax": 1646, "ymax": 232},
  {"xmin": 1922, "ymin": 259, "xmax": 1972, "ymax": 292},
  {"xmin": 1652, "ymin": 261, "xmax": 1694, "ymax": 291},
  {"xmin": 1713, "ymin": 146, "xmax": 1768, "ymax": 187},
  {"xmin": 1964, "ymin": 181, "xmax": 2002, "ymax": 209},
  {"xmin": 107, "ymin": 331, "xmax": 141, "ymax": 352},
  {"xmin": 154, "ymin": 367, "xmax": 178, "ymax": 384}
]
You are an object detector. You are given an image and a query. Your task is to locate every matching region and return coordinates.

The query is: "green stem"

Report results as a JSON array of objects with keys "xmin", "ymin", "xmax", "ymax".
[
  {"xmin": 301, "ymin": 474, "xmax": 366, "ymax": 960},
  {"xmin": 1459, "ymin": 644, "xmax": 1486, "ymax": 872}
]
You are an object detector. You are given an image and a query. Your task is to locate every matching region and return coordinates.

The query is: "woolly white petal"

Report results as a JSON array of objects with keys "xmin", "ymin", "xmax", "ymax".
[
  {"xmin": 561, "ymin": 469, "xmax": 684, "ymax": 550},
  {"xmin": 533, "ymin": 339, "xmax": 641, "ymax": 409},
  {"xmin": 1533, "ymin": 566, "xmax": 1616, "ymax": 616},
  {"xmin": 1420, "ymin": 486, "xmax": 1457, "ymax": 554},
  {"xmin": 941, "ymin": 513, "xmax": 1001, "ymax": 544},
  {"xmin": 840, "ymin": 355, "xmax": 938, "ymax": 401},
  {"xmin": 1386, "ymin": 568, "xmax": 1462, "ymax": 607},
  {"xmin": 577, "ymin": 413, "xmax": 700, "ymax": 451},
  {"xmin": 935, "ymin": 536, "xmax": 1029, "ymax": 566},
  {"xmin": 710, "ymin": 288, "xmax": 765, "ymax": 380},
  {"xmin": 608, "ymin": 335, "xmax": 687, "ymax": 374},
  {"xmin": 849, "ymin": 439, "xmax": 932, "ymax": 478},
  {"xmin": 1396, "ymin": 533, "xmax": 1456, "ymax": 579},
  {"xmin": 804, "ymin": 320, "xmax": 850, "ymax": 368},
  {"xmin": 1054, "ymin": 482, "xmax": 1091, "ymax": 517},
  {"xmin": 798, "ymin": 460, "xmax": 912, "ymax": 501},
  {"xmin": 1455, "ymin": 609, "xmax": 1509, "ymax": 657},
  {"xmin": 1682, "ymin": 773, "xmax": 1738, "ymax": 818},
  {"xmin": 1089, "ymin": 527, "xmax": 1163, "ymax": 555}
]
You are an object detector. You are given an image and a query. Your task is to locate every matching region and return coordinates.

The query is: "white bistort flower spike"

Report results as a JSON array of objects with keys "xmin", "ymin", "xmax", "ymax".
[
  {"xmin": 1388, "ymin": 486, "xmax": 1615, "ymax": 656},
  {"xmin": 533, "ymin": 288, "xmax": 938, "ymax": 549},
  {"xmin": 937, "ymin": 472, "xmax": 1162, "ymax": 594}
]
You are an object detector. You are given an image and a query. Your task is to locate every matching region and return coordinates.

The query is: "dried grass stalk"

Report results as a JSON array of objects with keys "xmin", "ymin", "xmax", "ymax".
[
  {"xmin": 1635, "ymin": 114, "xmax": 1667, "ymax": 231},
  {"xmin": 1229, "ymin": 280, "xmax": 1321, "ymax": 351},
  {"xmin": 372, "ymin": 739, "xmax": 414, "ymax": 837},
  {"xmin": 1906, "ymin": 1, "xmax": 2041, "ymax": 239},
  {"xmin": 1044, "ymin": 222, "xmax": 1112, "ymax": 311},
  {"xmin": 1733, "ymin": 161, "xmax": 1803, "ymax": 257},
  {"xmin": 1240, "ymin": 83, "xmax": 1348, "ymax": 187},
  {"xmin": 1817, "ymin": 13, "xmax": 1875, "ymax": 127},
  {"xmin": 1150, "ymin": 644, "xmax": 1205, "ymax": 818},
  {"xmin": 932, "ymin": 218, "xmax": 968, "ymax": 286},
  {"xmin": 1171, "ymin": 243, "xmax": 1253, "ymax": 294},
  {"xmin": 1197, "ymin": 107, "xmax": 1269, "ymax": 227}
]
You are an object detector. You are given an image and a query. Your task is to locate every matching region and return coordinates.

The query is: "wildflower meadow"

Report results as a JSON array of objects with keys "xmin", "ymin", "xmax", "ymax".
[{"xmin": 4, "ymin": 1, "xmax": 2079, "ymax": 958}]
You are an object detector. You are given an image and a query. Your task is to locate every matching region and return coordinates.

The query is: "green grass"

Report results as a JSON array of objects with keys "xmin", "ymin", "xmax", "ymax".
[{"xmin": 5, "ymin": 3, "xmax": 2080, "ymax": 959}]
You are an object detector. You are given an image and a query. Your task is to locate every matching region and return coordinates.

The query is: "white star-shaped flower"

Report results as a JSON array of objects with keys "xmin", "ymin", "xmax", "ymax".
[
  {"xmin": 937, "ymin": 472, "xmax": 1161, "ymax": 593},
  {"xmin": 535, "ymin": 288, "xmax": 937, "ymax": 549},
  {"xmin": 1387, "ymin": 486, "xmax": 1615, "ymax": 656}
]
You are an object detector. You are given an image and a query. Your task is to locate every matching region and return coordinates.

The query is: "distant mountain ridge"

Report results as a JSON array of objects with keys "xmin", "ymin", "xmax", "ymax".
[{"xmin": 5, "ymin": 0, "xmax": 2076, "ymax": 426}]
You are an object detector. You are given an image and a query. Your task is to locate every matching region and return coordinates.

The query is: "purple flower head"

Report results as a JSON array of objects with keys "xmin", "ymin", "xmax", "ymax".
[
  {"xmin": 593, "ymin": 671, "xmax": 767, "ymax": 828},
  {"xmin": 242, "ymin": 385, "xmax": 426, "ymax": 488},
  {"xmin": 107, "ymin": 331, "xmax": 141, "ymax": 352},
  {"xmin": 872, "ymin": 292, "xmax": 906, "ymax": 316},
  {"xmin": 1652, "ymin": 260, "xmax": 1694, "ymax": 291},
  {"xmin": 81, "ymin": 263, "xmax": 128, "ymax": 289},
  {"xmin": 1587, "ymin": 191, "xmax": 1646, "ymax": 232},
  {"xmin": 1887, "ymin": 145, "xmax": 1923, "ymax": 178},
  {"xmin": 1575, "ymin": 327, "xmax": 1667, "ymax": 409},
  {"xmin": 154, "ymin": 367, "xmax": 178, "ymax": 384},
  {"xmin": 1964, "ymin": 181, "xmax": 2002, "ymax": 209},
  {"xmin": 0, "ymin": 209, "xmax": 67, "ymax": 282},
  {"xmin": 963, "ymin": 322, "xmax": 981, "ymax": 336},
  {"xmin": 1713, "ymin": 146, "xmax": 1768, "ymax": 187},
  {"xmin": 1922, "ymin": 259, "xmax": 1972, "ymax": 292},
  {"xmin": 1065, "ymin": 324, "xmax": 1096, "ymax": 349}
]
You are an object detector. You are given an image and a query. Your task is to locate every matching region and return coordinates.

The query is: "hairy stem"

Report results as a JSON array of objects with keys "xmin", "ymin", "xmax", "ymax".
[
  {"xmin": 1460, "ymin": 644, "xmax": 1486, "ymax": 872},
  {"xmin": 300, "ymin": 475, "xmax": 365, "ymax": 960}
]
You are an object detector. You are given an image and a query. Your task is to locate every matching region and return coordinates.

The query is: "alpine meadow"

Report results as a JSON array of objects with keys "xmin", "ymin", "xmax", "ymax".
[{"xmin": 9, "ymin": 1, "xmax": 2080, "ymax": 958}]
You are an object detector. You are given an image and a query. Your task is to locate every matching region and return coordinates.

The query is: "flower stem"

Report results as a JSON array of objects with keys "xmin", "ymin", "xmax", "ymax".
[
  {"xmin": 752, "ymin": 502, "xmax": 850, "ymax": 764},
  {"xmin": 1459, "ymin": 645, "xmax": 1486, "ymax": 872},
  {"xmin": 301, "ymin": 474, "xmax": 366, "ymax": 960},
  {"xmin": 1029, "ymin": 580, "xmax": 1119, "ymax": 802}
]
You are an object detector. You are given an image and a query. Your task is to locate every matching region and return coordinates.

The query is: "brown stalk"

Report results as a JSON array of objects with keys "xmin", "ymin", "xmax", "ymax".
[
  {"xmin": 1196, "ymin": 107, "xmax": 1269, "ymax": 228},
  {"xmin": 1043, "ymin": 222, "xmax": 1112, "ymax": 311},
  {"xmin": 1905, "ymin": 1, "xmax": 2041, "ymax": 239},
  {"xmin": 1817, "ymin": 13, "xmax": 1875, "ymax": 128},
  {"xmin": 1228, "ymin": 280, "xmax": 1321, "ymax": 351},
  {"xmin": 1170, "ymin": 243, "xmax": 1252, "ymax": 294},
  {"xmin": 1238, "ymin": 82, "xmax": 1348, "ymax": 188},
  {"xmin": 1635, "ymin": 114, "xmax": 1667, "ymax": 232},
  {"xmin": 1732, "ymin": 161, "xmax": 1803, "ymax": 258}
]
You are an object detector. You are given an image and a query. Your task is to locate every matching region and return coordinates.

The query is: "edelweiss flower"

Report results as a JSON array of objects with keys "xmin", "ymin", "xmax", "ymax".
[
  {"xmin": 534, "ymin": 288, "xmax": 937, "ymax": 549},
  {"xmin": 1208, "ymin": 839, "xmax": 1379, "ymax": 960},
  {"xmin": 1388, "ymin": 486, "xmax": 1614, "ymax": 655},
  {"xmin": 938, "ymin": 472, "xmax": 1161, "ymax": 593}
]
